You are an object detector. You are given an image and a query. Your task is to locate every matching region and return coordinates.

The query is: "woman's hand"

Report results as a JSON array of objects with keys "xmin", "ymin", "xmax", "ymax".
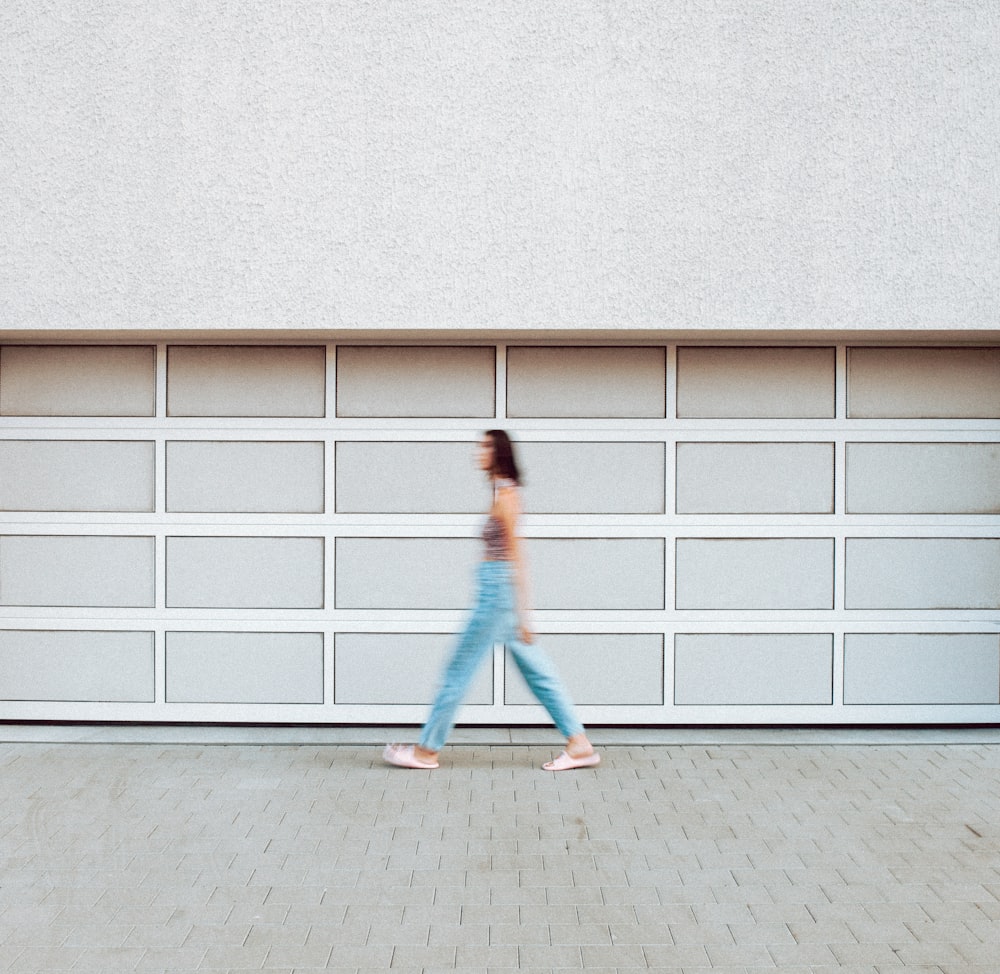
[{"xmin": 519, "ymin": 623, "xmax": 535, "ymax": 645}]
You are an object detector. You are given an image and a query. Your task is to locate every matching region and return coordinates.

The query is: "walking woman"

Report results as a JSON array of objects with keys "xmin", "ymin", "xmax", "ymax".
[{"xmin": 384, "ymin": 430, "xmax": 599, "ymax": 772}]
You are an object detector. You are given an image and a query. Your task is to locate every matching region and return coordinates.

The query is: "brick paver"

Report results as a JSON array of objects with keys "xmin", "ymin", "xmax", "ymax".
[{"xmin": 0, "ymin": 737, "xmax": 998, "ymax": 972}]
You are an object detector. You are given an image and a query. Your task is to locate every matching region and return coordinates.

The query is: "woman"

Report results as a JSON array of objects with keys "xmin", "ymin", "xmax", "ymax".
[{"xmin": 384, "ymin": 430, "xmax": 599, "ymax": 772}]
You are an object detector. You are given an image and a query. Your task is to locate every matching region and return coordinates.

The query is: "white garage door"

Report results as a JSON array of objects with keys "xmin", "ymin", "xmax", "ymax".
[{"xmin": 0, "ymin": 341, "xmax": 998, "ymax": 725}]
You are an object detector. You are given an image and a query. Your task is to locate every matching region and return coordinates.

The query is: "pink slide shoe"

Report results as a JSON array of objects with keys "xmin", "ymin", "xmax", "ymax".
[
  {"xmin": 383, "ymin": 743, "xmax": 439, "ymax": 769},
  {"xmin": 542, "ymin": 750, "xmax": 601, "ymax": 772}
]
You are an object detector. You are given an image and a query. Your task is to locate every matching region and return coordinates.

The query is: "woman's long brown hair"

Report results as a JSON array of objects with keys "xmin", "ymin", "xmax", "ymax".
[{"xmin": 484, "ymin": 429, "xmax": 521, "ymax": 484}]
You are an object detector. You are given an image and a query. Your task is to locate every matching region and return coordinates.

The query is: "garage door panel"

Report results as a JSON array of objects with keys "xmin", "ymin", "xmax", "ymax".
[
  {"xmin": 334, "ymin": 632, "xmax": 492, "ymax": 704},
  {"xmin": 676, "ymin": 442, "xmax": 833, "ymax": 514},
  {"xmin": 336, "ymin": 346, "xmax": 495, "ymax": 418},
  {"xmin": 529, "ymin": 539, "xmax": 665, "ymax": 610},
  {"xmin": 0, "ymin": 345, "xmax": 155, "ymax": 417},
  {"xmin": 848, "ymin": 347, "xmax": 1000, "ymax": 419},
  {"xmin": 847, "ymin": 442, "xmax": 1000, "ymax": 514},
  {"xmin": 0, "ymin": 630, "xmax": 154, "ymax": 702},
  {"xmin": 0, "ymin": 535, "xmax": 155, "ymax": 608},
  {"xmin": 506, "ymin": 346, "xmax": 666, "ymax": 418},
  {"xmin": 846, "ymin": 538, "xmax": 1000, "ymax": 609},
  {"xmin": 504, "ymin": 634, "xmax": 664, "ymax": 705},
  {"xmin": 167, "ymin": 346, "xmax": 326, "ymax": 417},
  {"xmin": 676, "ymin": 538, "xmax": 834, "ymax": 610},
  {"xmin": 167, "ymin": 537, "xmax": 325, "ymax": 609},
  {"xmin": 519, "ymin": 442, "xmax": 666, "ymax": 513},
  {"xmin": 844, "ymin": 633, "xmax": 1000, "ymax": 705},
  {"xmin": 335, "ymin": 538, "xmax": 479, "ymax": 609},
  {"xmin": 166, "ymin": 441, "xmax": 325, "ymax": 514},
  {"xmin": 674, "ymin": 633, "xmax": 833, "ymax": 705},
  {"xmin": 166, "ymin": 631, "xmax": 323, "ymax": 704},
  {"xmin": 676, "ymin": 347, "xmax": 835, "ymax": 418},
  {"xmin": 335, "ymin": 441, "xmax": 483, "ymax": 513},
  {"xmin": 0, "ymin": 440, "xmax": 154, "ymax": 512}
]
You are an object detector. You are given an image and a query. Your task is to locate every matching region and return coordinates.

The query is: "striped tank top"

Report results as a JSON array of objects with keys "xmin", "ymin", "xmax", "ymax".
[{"xmin": 482, "ymin": 479, "xmax": 518, "ymax": 560}]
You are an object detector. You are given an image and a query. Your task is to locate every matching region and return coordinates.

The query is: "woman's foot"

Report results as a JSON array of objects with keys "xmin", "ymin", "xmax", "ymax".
[
  {"xmin": 383, "ymin": 743, "xmax": 439, "ymax": 769},
  {"xmin": 567, "ymin": 733, "xmax": 594, "ymax": 756},
  {"xmin": 543, "ymin": 733, "xmax": 599, "ymax": 771},
  {"xmin": 543, "ymin": 750, "xmax": 601, "ymax": 771}
]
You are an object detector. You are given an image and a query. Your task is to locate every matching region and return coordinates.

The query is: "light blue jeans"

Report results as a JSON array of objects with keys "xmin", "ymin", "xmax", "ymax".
[{"xmin": 419, "ymin": 560, "xmax": 585, "ymax": 752}]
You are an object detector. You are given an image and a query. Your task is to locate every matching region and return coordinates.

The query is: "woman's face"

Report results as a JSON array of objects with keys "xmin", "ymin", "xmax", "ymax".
[{"xmin": 477, "ymin": 436, "xmax": 495, "ymax": 473}]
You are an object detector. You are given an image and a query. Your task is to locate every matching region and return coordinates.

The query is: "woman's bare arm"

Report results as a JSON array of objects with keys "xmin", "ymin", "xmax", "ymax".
[{"xmin": 495, "ymin": 485, "xmax": 534, "ymax": 643}]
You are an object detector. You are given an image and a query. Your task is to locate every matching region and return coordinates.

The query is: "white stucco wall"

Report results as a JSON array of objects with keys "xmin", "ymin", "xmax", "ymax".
[{"xmin": 2, "ymin": 1, "xmax": 998, "ymax": 333}]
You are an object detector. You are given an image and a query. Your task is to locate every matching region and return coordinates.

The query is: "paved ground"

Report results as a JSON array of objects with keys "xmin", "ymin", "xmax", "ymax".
[{"xmin": 1, "ymin": 731, "xmax": 999, "ymax": 973}]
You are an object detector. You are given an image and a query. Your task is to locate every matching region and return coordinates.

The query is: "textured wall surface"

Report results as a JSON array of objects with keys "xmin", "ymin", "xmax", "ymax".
[{"xmin": 2, "ymin": 1, "xmax": 998, "ymax": 332}]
